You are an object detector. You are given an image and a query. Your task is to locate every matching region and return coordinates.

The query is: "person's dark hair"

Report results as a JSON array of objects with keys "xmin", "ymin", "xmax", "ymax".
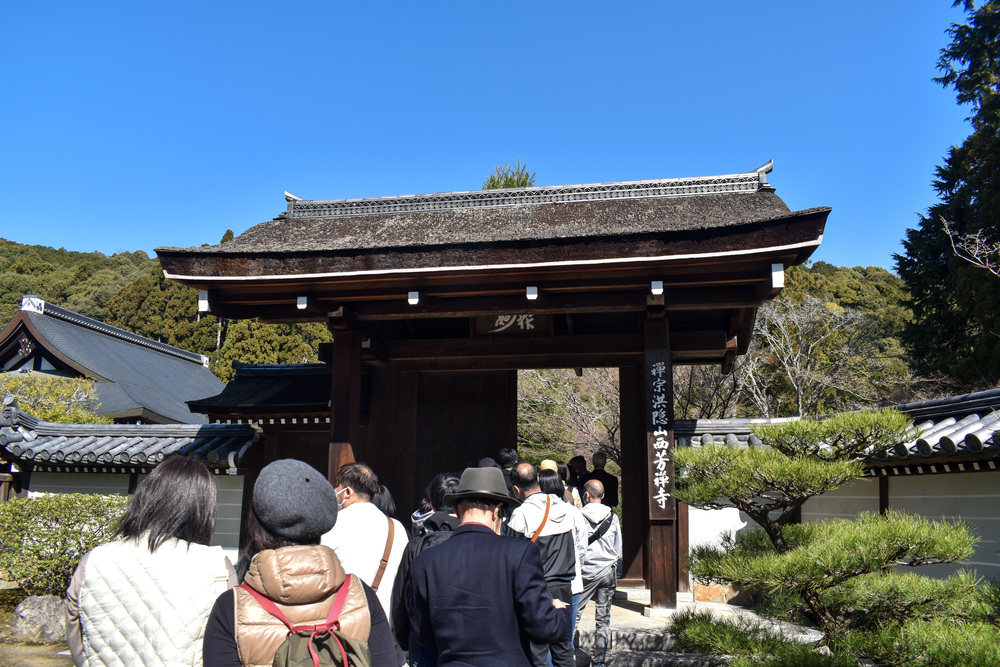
[
  {"xmin": 556, "ymin": 461, "xmax": 571, "ymax": 483},
  {"xmin": 538, "ymin": 469, "xmax": 564, "ymax": 496},
  {"xmin": 372, "ymin": 484, "xmax": 397, "ymax": 518},
  {"xmin": 427, "ymin": 472, "xmax": 460, "ymax": 513},
  {"xmin": 497, "ymin": 448, "xmax": 518, "ymax": 469},
  {"xmin": 118, "ymin": 455, "xmax": 217, "ymax": 553},
  {"xmin": 337, "ymin": 462, "xmax": 380, "ymax": 499},
  {"xmin": 510, "ymin": 462, "xmax": 538, "ymax": 491},
  {"xmin": 593, "ymin": 451, "xmax": 608, "ymax": 468},
  {"xmin": 236, "ymin": 508, "xmax": 318, "ymax": 581},
  {"xmin": 478, "ymin": 457, "xmax": 501, "ymax": 469}
]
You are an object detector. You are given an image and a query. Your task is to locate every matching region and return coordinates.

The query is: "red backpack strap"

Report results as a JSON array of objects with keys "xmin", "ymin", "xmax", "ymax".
[
  {"xmin": 326, "ymin": 573, "xmax": 353, "ymax": 630},
  {"xmin": 239, "ymin": 583, "xmax": 295, "ymax": 632},
  {"xmin": 240, "ymin": 576, "xmax": 355, "ymax": 667}
]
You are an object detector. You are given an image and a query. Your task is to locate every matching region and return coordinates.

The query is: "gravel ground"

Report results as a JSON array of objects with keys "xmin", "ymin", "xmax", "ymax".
[{"xmin": 0, "ymin": 642, "xmax": 73, "ymax": 666}]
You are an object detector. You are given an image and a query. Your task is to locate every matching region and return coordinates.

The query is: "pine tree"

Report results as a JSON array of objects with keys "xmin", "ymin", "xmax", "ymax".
[
  {"xmin": 896, "ymin": 1, "xmax": 1000, "ymax": 387},
  {"xmin": 674, "ymin": 410, "xmax": 979, "ymax": 644}
]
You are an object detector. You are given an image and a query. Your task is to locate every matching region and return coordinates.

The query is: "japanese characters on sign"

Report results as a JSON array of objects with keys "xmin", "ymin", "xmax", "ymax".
[
  {"xmin": 491, "ymin": 314, "xmax": 535, "ymax": 333},
  {"xmin": 646, "ymin": 355, "xmax": 676, "ymax": 518},
  {"xmin": 473, "ymin": 314, "xmax": 551, "ymax": 336}
]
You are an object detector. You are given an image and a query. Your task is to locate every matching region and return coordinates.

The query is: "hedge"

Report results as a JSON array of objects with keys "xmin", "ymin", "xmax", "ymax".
[{"xmin": 0, "ymin": 493, "xmax": 128, "ymax": 596}]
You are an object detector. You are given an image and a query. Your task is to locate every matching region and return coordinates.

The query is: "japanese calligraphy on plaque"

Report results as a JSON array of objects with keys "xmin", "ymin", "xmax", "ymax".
[
  {"xmin": 474, "ymin": 314, "xmax": 551, "ymax": 336},
  {"xmin": 646, "ymin": 354, "xmax": 676, "ymax": 518}
]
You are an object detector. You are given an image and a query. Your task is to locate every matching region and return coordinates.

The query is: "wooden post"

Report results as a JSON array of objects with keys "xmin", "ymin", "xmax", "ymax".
[
  {"xmin": 619, "ymin": 364, "xmax": 648, "ymax": 586},
  {"xmin": 644, "ymin": 317, "xmax": 677, "ymax": 608},
  {"xmin": 329, "ymin": 326, "xmax": 362, "ymax": 483}
]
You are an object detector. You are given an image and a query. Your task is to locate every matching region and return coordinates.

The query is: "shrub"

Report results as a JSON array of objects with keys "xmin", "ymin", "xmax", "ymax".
[
  {"xmin": 0, "ymin": 493, "xmax": 128, "ymax": 596},
  {"xmin": 833, "ymin": 618, "xmax": 1000, "ymax": 667},
  {"xmin": 669, "ymin": 609, "xmax": 855, "ymax": 667}
]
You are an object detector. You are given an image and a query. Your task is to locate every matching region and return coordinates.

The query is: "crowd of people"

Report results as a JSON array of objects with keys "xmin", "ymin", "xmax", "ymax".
[{"xmin": 65, "ymin": 450, "xmax": 622, "ymax": 667}]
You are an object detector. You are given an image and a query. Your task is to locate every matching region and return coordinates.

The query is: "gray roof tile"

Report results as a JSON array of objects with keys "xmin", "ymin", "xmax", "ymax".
[{"xmin": 0, "ymin": 401, "xmax": 257, "ymax": 470}]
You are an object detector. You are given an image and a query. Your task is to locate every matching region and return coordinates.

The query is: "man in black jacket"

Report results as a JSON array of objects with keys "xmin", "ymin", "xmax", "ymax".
[
  {"xmin": 408, "ymin": 467, "xmax": 570, "ymax": 667},
  {"xmin": 578, "ymin": 452, "xmax": 619, "ymax": 508},
  {"xmin": 391, "ymin": 472, "xmax": 460, "ymax": 651}
]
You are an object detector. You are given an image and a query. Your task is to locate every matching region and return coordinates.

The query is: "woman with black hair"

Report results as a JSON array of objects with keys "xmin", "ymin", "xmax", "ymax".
[
  {"xmin": 203, "ymin": 458, "xmax": 396, "ymax": 666},
  {"xmin": 66, "ymin": 455, "xmax": 235, "ymax": 666}
]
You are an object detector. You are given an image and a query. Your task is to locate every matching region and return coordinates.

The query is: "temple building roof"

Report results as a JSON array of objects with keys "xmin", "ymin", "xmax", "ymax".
[
  {"xmin": 155, "ymin": 165, "xmax": 829, "ymax": 370},
  {"xmin": 0, "ymin": 398, "xmax": 258, "ymax": 473},
  {"xmin": 0, "ymin": 296, "xmax": 224, "ymax": 424}
]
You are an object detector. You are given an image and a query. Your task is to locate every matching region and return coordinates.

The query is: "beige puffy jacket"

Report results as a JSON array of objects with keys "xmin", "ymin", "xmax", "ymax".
[{"xmin": 234, "ymin": 545, "xmax": 371, "ymax": 667}]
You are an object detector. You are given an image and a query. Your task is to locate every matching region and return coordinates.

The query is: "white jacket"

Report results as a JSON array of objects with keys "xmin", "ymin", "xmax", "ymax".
[
  {"xmin": 321, "ymin": 501, "xmax": 407, "ymax": 630},
  {"xmin": 507, "ymin": 493, "xmax": 589, "ymax": 593},
  {"xmin": 68, "ymin": 535, "xmax": 231, "ymax": 667}
]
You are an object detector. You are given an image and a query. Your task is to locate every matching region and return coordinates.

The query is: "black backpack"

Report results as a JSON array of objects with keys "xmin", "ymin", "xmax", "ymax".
[{"xmin": 240, "ymin": 574, "xmax": 373, "ymax": 667}]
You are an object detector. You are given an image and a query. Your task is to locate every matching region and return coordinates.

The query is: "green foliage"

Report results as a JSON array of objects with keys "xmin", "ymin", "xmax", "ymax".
[
  {"xmin": 669, "ymin": 609, "xmax": 854, "ymax": 667},
  {"xmin": 669, "ymin": 608, "xmax": 792, "ymax": 658},
  {"xmin": 896, "ymin": 0, "xmax": 1000, "ymax": 388},
  {"xmin": 0, "ymin": 493, "xmax": 128, "ymax": 596},
  {"xmin": 482, "ymin": 157, "xmax": 536, "ymax": 189},
  {"xmin": 678, "ymin": 408, "xmax": 983, "ymax": 655},
  {"xmin": 0, "ymin": 238, "xmax": 152, "ymax": 324},
  {"xmin": 209, "ymin": 320, "xmax": 333, "ymax": 383},
  {"xmin": 690, "ymin": 514, "xmax": 977, "ymax": 629},
  {"xmin": 833, "ymin": 617, "xmax": 1000, "ymax": 667},
  {"xmin": 105, "ymin": 262, "xmax": 222, "ymax": 357},
  {"xmin": 675, "ymin": 411, "xmax": 911, "ymax": 550},
  {"xmin": 0, "ymin": 375, "xmax": 112, "ymax": 424}
]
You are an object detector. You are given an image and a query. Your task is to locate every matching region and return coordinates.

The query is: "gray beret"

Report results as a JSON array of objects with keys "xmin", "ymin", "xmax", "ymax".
[{"xmin": 253, "ymin": 459, "xmax": 338, "ymax": 541}]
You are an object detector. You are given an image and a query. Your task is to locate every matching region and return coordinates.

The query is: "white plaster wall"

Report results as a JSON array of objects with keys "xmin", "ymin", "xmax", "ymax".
[
  {"xmin": 801, "ymin": 478, "xmax": 880, "ymax": 521},
  {"xmin": 889, "ymin": 471, "xmax": 1000, "ymax": 580},
  {"xmin": 29, "ymin": 472, "xmax": 130, "ymax": 496},
  {"xmin": 688, "ymin": 506, "xmax": 748, "ymax": 549},
  {"xmin": 212, "ymin": 474, "xmax": 244, "ymax": 562}
]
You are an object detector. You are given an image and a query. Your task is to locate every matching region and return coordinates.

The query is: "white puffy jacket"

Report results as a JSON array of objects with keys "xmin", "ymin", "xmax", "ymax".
[{"xmin": 67, "ymin": 534, "xmax": 231, "ymax": 667}]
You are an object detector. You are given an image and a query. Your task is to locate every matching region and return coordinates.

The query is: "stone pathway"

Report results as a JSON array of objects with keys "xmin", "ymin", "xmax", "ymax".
[
  {"xmin": 574, "ymin": 588, "xmax": 821, "ymax": 666},
  {"xmin": 0, "ymin": 642, "xmax": 72, "ymax": 667}
]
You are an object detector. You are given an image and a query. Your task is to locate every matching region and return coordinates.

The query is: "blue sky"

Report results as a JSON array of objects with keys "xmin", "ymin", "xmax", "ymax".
[{"xmin": 0, "ymin": 2, "xmax": 971, "ymax": 271}]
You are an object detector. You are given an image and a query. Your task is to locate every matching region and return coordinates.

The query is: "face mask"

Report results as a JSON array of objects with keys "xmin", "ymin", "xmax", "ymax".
[{"xmin": 336, "ymin": 487, "xmax": 349, "ymax": 511}]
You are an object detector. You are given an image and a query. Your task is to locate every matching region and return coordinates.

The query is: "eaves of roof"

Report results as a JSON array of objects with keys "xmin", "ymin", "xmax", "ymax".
[
  {"xmin": 0, "ymin": 403, "xmax": 258, "ymax": 471},
  {"xmin": 188, "ymin": 362, "xmax": 332, "ymax": 416}
]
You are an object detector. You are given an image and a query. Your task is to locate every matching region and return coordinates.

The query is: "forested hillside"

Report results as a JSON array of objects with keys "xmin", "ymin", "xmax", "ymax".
[
  {"xmin": 0, "ymin": 237, "xmax": 331, "ymax": 381},
  {"xmin": 0, "ymin": 238, "xmax": 154, "ymax": 325}
]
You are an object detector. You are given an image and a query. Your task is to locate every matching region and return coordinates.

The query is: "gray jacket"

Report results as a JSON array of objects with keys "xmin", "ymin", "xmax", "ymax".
[{"xmin": 580, "ymin": 503, "xmax": 622, "ymax": 580}]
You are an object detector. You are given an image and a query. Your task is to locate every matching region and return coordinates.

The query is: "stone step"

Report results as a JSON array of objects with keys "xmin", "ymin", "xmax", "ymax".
[
  {"xmin": 576, "ymin": 626, "xmax": 678, "ymax": 653},
  {"xmin": 575, "ymin": 648, "xmax": 725, "ymax": 667}
]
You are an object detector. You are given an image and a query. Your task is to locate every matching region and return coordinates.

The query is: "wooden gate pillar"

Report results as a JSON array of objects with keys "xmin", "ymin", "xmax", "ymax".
[
  {"xmin": 644, "ymin": 317, "xmax": 678, "ymax": 608},
  {"xmin": 328, "ymin": 322, "xmax": 362, "ymax": 482},
  {"xmin": 619, "ymin": 365, "xmax": 648, "ymax": 586}
]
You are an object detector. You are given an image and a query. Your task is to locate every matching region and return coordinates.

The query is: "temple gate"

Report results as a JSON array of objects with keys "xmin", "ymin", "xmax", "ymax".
[{"xmin": 158, "ymin": 165, "xmax": 828, "ymax": 606}]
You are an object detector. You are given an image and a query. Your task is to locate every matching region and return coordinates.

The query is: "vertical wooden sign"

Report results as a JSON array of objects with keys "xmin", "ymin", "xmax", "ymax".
[{"xmin": 645, "ymin": 318, "xmax": 675, "ymax": 519}]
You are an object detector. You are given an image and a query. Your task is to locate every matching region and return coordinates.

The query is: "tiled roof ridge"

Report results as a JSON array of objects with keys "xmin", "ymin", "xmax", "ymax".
[
  {"xmin": 891, "ymin": 387, "xmax": 1000, "ymax": 420},
  {"xmin": 19, "ymin": 295, "xmax": 209, "ymax": 368},
  {"xmin": 0, "ymin": 401, "xmax": 258, "ymax": 468},
  {"xmin": 231, "ymin": 361, "xmax": 330, "ymax": 376},
  {"xmin": 674, "ymin": 410, "xmax": 1000, "ymax": 466},
  {"xmin": 283, "ymin": 168, "xmax": 774, "ymax": 220}
]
